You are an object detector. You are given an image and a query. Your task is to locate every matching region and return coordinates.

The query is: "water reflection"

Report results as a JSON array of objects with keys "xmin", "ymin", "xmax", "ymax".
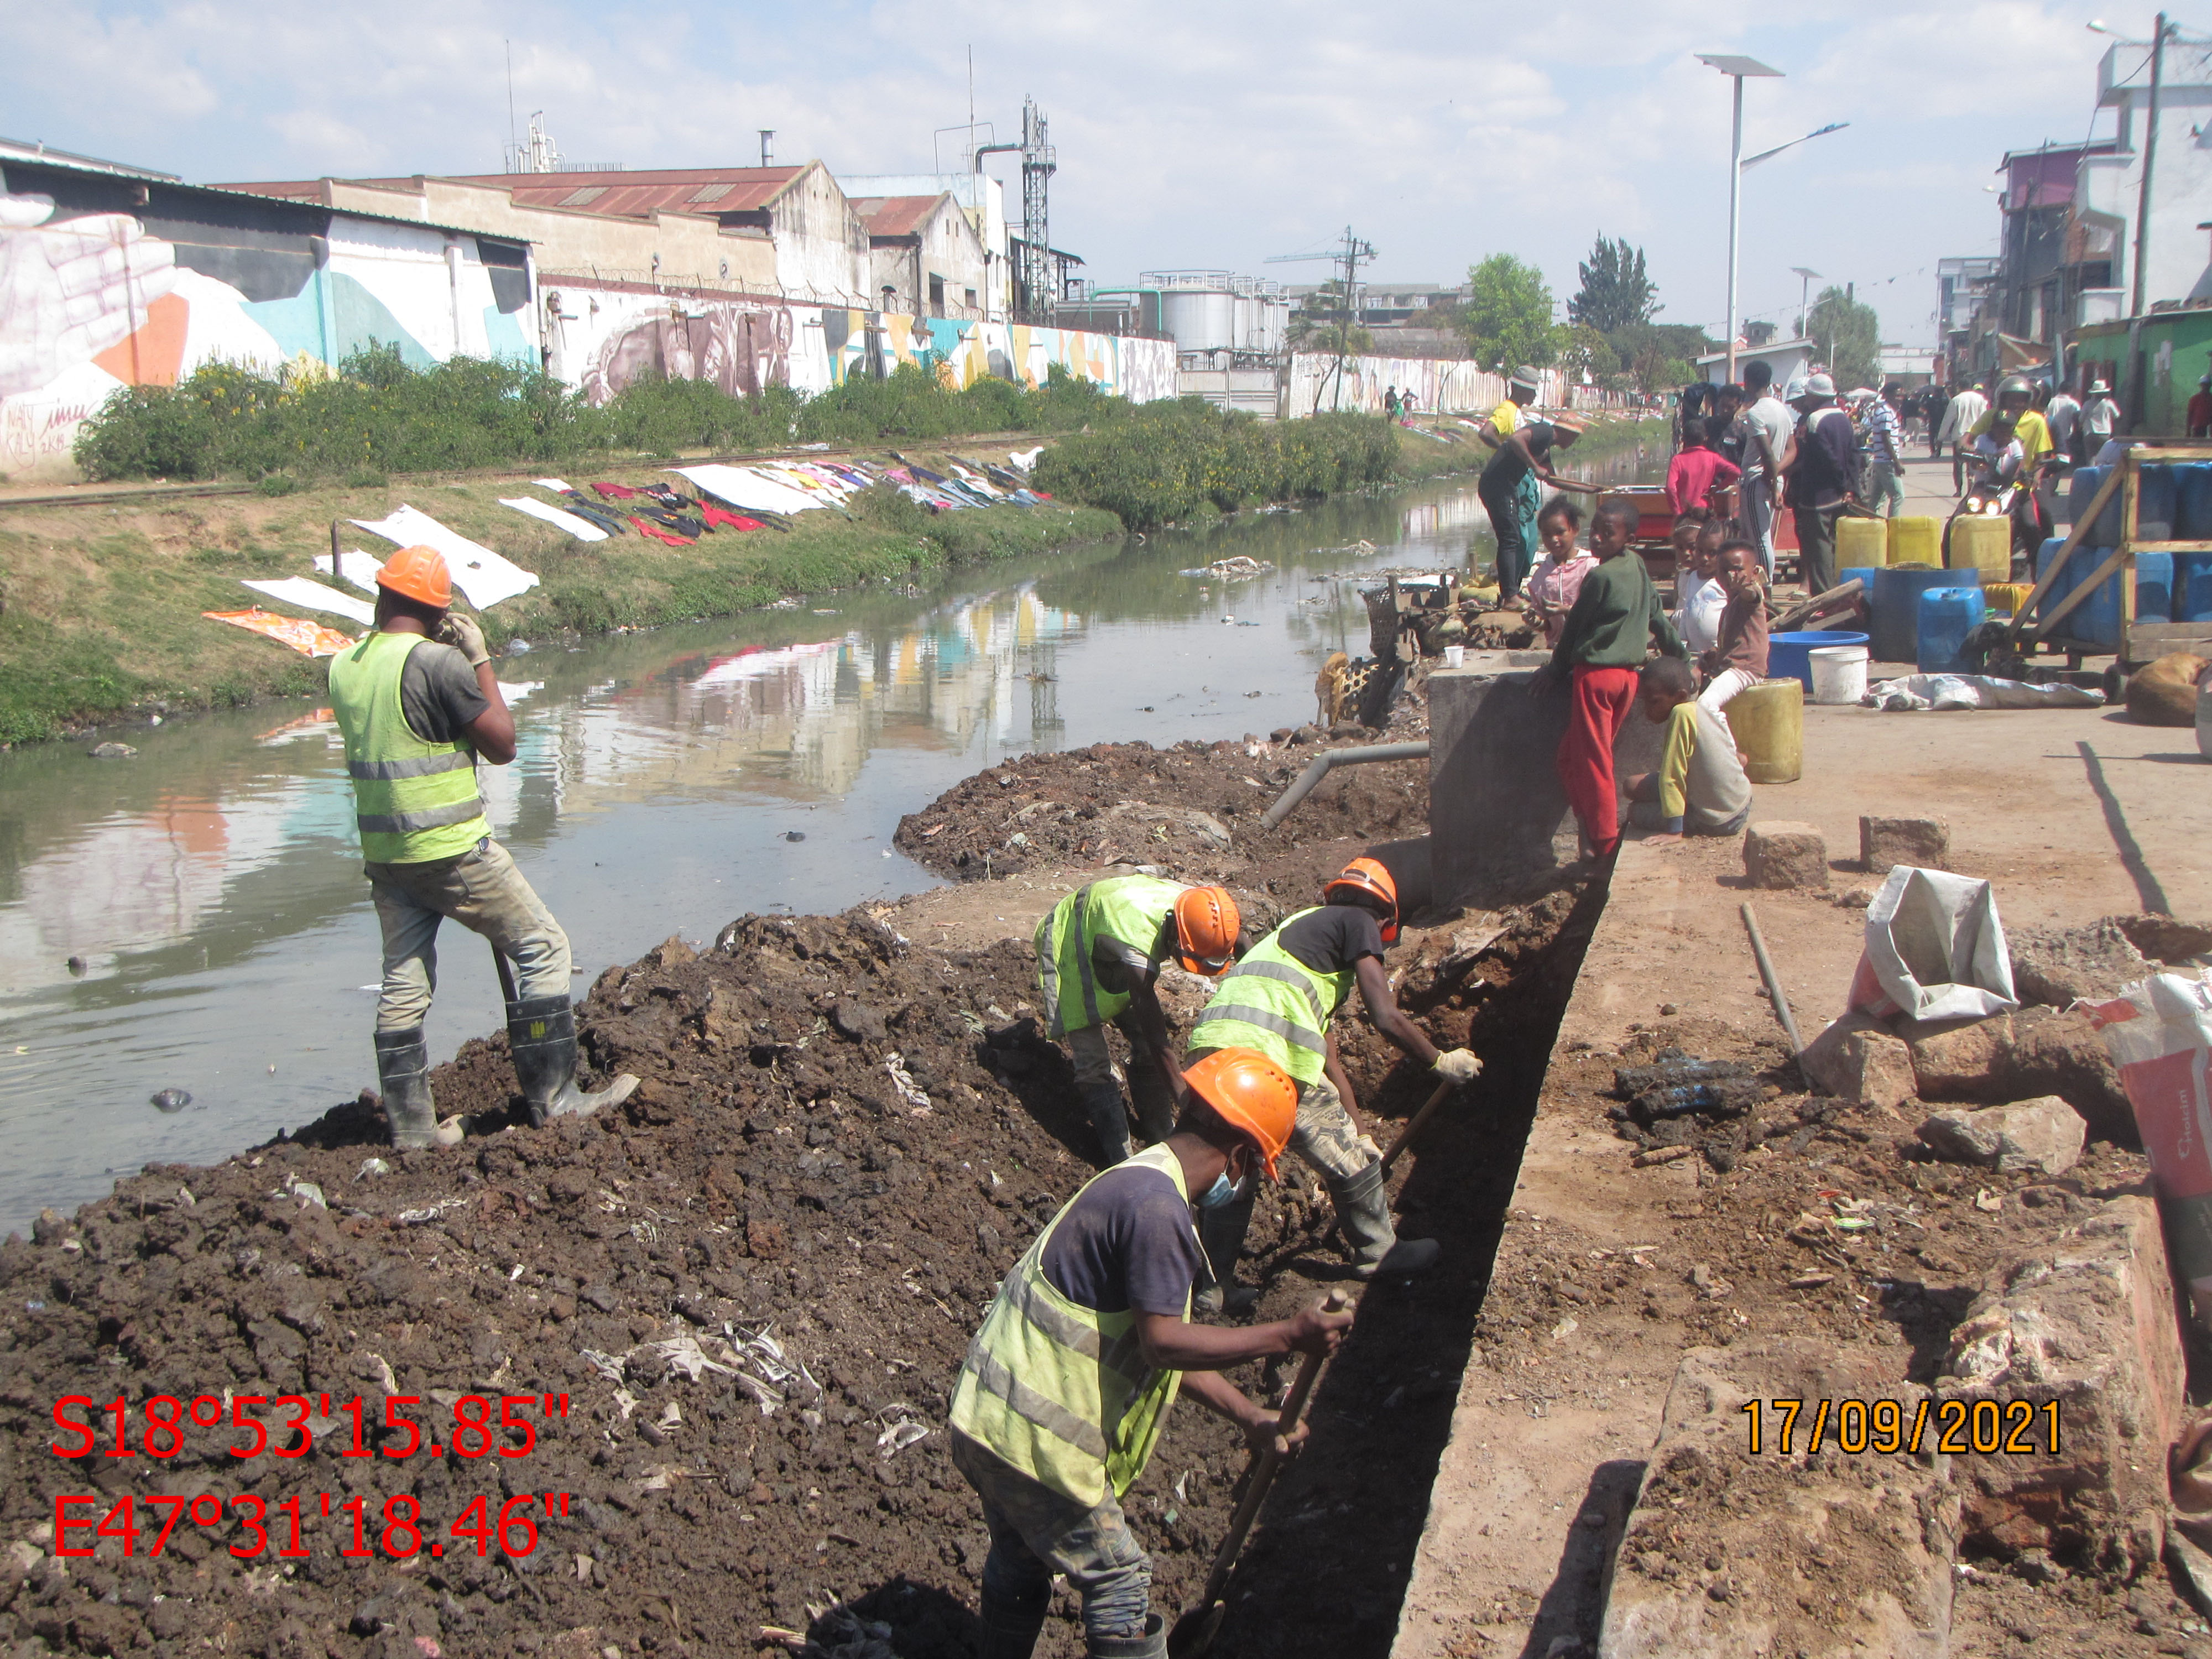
[{"xmin": 0, "ymin": 451, "xmax": 1658, "ymax": 1231}]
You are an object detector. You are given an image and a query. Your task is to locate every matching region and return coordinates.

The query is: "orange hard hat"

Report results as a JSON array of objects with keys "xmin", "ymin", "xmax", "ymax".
[
  {"xmin": 1172, "ymin": 886, "xmax": 1240, "ymax": 977},
  {"xmin": 1324, "ymin": 856, "xmax": 1400, "ymax": 943},
  {"xmin": 1182, "ymin": 1047, "xmax": 1297, "ymax": 1177},
  {"xmin": 376, "ymin": 545, "xmax": 452, "ymax": 609}
]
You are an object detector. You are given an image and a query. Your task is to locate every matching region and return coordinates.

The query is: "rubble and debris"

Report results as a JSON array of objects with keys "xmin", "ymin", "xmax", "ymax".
[{"xmin": 1916, "ymin": 1097, "xmax": 2088, "ymax": 1175}]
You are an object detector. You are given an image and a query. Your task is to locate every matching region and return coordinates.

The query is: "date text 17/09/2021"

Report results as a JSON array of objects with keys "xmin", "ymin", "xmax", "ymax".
[{"xmin": 1741, "ymin": 1396, "xmax": 2065, "ymax": 1459}]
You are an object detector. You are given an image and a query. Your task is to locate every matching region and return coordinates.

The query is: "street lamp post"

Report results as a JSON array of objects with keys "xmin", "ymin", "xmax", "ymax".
[
  {"xmin": 1792, "ymin": 267, "xmax": 1821, "ymax": 341},
  {"xmin": 1698, "ymin": 54, "xmax": 1783, "ymax": 383}
]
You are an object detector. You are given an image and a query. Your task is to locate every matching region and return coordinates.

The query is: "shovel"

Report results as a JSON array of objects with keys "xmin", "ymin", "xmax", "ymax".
[
  {"xmin": 1166, "ymin": 1289, "xmax": 1351, "ymax": 1659},
  {"xmin": 1378, "ymin": 1078, "xmax": 1455, "ymax": 1178}
]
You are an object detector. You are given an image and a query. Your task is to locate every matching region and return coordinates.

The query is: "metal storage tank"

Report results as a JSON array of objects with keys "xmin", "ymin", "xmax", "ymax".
[{"xmin": 1142, "ymin": 272, "xmax": 1239, "ymax": 356}]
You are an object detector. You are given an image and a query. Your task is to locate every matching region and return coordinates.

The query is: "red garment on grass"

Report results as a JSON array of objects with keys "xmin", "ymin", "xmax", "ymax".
[
  {"xmin": 700, "ymin": 502, "xmax": 764, "ymax": 531},
  {"xmin": 628, "ymin": 515, "xmax": 693, "ymax": 546},
  {"xmin": 1557, "ymin": 665, "xmax": 1640, "ymax": 857},
  {"xmin": 593, "ymin": 482, "xmax": 641, "ymax": 499}
]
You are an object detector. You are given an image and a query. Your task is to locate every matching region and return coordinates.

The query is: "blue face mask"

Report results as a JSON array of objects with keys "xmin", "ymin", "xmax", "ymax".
[{"xmin": 1197, "ymin": 1168, "xmax": 1249, "ymax": 1210}]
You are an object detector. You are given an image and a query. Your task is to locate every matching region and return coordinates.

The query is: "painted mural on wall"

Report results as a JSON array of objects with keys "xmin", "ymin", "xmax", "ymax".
[
  {"xmin": 548, "ymin": 280, "xmax": 1178, "ymax": 408},
  {"xmin": 0, "ymin": 180, "xmax": 534, "ymax": 480},
  {"xmin": 1287, "ymin": 353, "xmax": 1519, "ymax": 418}
]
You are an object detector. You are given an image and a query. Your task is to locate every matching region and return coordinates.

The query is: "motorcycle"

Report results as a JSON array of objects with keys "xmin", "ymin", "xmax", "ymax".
[{"xmin": 1943, "ymin": 450, "xmax": 2059, "ymax": 577}]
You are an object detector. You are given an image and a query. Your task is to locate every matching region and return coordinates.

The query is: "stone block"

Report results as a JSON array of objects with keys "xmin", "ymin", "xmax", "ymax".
[
  {"xmin": 1798, "ymin": 1010, "xmax": 1887, "ymax": 1097},
  {"xmin": 1743, "ymin": 821, "xmax": 1829, "ymax": 891},
  {"xmin": 2008, "ymin": 918, "xmax": 2154, "ymax": 1008},
  {"xmin": 1916, "ymin": 1097, "xmax": 2087, "ymax": 1176},
  {"xmin": 1847, "ymin": 1031, "xmax": 1919, "ymax": 1113},
  {"xmin": 1860, "ymin": 815, "xmax": 1950, "ymax": 874},
  {"xmin": 1939, "ymin": 1196, "xmax": 2184, "ymax": 1574},
  {"xmin": 1598, "ymin": 1338, "xmax": 1957, "ymax": 1659},
  {"xmin": 1903, "ymin": 1014, "xmax": 2016, "ymax": 1101}
]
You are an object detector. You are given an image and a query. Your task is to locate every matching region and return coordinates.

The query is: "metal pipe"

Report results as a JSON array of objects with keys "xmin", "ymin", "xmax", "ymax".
[
  {"xmin": 1259, "ymin": 741, "xmax": 1429, "ymax": 831},
  {"xmin": 1739, "ymin": 902, "xmax": 1804, "ymax": 1055}
]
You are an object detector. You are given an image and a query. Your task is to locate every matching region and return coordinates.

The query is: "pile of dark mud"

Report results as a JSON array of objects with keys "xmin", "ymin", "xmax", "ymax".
[
  {"xmin": 894, "ymin": 734, "xmax": 1429, "ymax": 893},
  {"xmin": 0, "ymin": 873, "xmax": 1586, "ymax": 1659}
]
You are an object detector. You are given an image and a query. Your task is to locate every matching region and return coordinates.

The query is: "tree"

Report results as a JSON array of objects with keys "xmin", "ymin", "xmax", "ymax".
[
  {"xmin": 1806, "ymin": 286, "xmax": 1880, "ymax": 392},
  {"xmin": 1551, "ymin": 324, "xmax": 1617, "ymax": 382},
  {"xmin": 1568, "ymin": 236, "xmax": 1658, "ymax": 334},
  {"xmin": 1461, "ymin": 254, "xmax": 1557, "ymax": 374}
]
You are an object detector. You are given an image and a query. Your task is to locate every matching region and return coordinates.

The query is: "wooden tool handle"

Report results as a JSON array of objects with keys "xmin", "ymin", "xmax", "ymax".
[
  {"xmin": 1196, "ymin": 1290, "xmax": 1350, "ymax": 1606},
  {"xmin": 1379, "ymin": 1079, "xmax": 1455, "ymax": 1178}
]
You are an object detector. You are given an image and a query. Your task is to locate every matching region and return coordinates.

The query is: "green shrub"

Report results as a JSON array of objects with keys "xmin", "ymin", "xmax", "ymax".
[{"xmin": 1032, "ymin": 401, "xmax": 1399, "ymax": 529}]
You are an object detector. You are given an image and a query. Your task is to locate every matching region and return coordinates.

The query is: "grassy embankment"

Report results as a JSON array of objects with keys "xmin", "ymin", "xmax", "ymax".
[{"xmin": 0, "ymin": 347, "xmax": 1656, "ymax": 743}]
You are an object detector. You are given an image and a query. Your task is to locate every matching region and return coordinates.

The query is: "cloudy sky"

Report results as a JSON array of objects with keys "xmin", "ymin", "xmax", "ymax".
[{"xmin": 0, "ymin": 0, "xmax": 2153, "ymax": 347}]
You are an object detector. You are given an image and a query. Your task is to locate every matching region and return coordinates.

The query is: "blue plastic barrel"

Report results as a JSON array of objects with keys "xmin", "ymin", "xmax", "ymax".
[
  {"xmin": 1871, "ymin": 565, "xmax": 1982, "ymax": 663},
  {"xmin": 2044, "ymin": 548, "xmax": 2123, "ymax": 649},
  {"xmin": 2137, "ymin": 551, "xmax": 2175, "ymax": 627},
  {"xmin": 2071, "ymin": 467, "xmax": 2122, "ymax": 544},
  {"xmin": 2177, "ymin": 552, "xmax": 2212, "ymax": 622},
  {"xmin": 2139, "ymin": 463, "xmax": 2178, "ymax": 543},
  {"xmin": 1768, "ymin": 630, "xmax": 1870, "ymax": 690},
  {"xmin": 2178, "ymin": 464, "xmax": 2212, "ymax": 540},
  {"xmin": 1917, "ymin": 587, "xmax": 1989, "ymax": 674}
]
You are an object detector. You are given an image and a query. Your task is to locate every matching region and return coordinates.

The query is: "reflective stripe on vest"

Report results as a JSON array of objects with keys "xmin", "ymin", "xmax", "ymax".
[
  {"xmin": 1186, "ymin": 909, "xmax": 1354, "ymax": 1085},
  {"xmin": 948, "ymin": 1144, "xmax": 1191, "ymax": 1505},
  {"xmin": 327, "ymin": 631, "xmax": 490, "ymax": 864},
  {"xmin": 1034, "ymin": 875, "xmax": 1183, "ymax": 1040}
]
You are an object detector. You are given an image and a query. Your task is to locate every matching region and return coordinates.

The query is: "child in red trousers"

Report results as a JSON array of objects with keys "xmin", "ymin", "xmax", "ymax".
[{"xmin": 1534, "ymin": 500, "xmax": 1689, "ymax": 860}]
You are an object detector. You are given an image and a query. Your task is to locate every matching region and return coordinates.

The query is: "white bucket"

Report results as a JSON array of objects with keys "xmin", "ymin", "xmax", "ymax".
[
  {"xmin": 1808, "ymin": 644, "xmax": 1870, "ymax": 706},
  {"xmin": 1442, "ymin": 645, "xmax": 1465, "ymax": 668}
]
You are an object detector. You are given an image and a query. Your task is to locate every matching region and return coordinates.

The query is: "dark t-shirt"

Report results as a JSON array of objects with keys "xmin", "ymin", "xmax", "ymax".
[
  {"xmin": 1276, "ymin": 902, "xmax": 1386, "ymax": 980},
  {"xmin": 1480, "ymin": 422, "xmax": 1553, "ymax": 493},
  {"xmin": 1092, "ymin": 916, "xmax": 1168, "ymax": 998},
  {"xmin": 398, "ymin": 639, "xmax": 490, "ymax": 745},
  {"xmin": 1039, "ymin": 1164, "xmax": 1206, "ymax": 1316}
]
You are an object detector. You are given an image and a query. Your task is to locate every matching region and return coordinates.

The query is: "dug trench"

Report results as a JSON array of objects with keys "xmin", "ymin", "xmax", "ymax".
[{"xmin": 0, "ymin": 719, "xmax": 1598, "ymax": 1659}]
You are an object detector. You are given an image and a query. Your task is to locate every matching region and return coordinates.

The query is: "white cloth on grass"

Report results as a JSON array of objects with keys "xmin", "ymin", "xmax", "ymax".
[
  {"xmin": 239, "ymin": 577, "xmax": 376, "ymax": 626},
  {"xmin": 349, "ymin": 505, "xmax": 540, "ymax": 610},
  {"xmin": 500, "ymin": 497, "xmax": 608, "ymax": 541},
  {"xmin": 673, "ymin": 463, "xmax": 825, "ymax": 514},
  {"xmin": 314, "ymin": 549, "xmax": 387, "ymax": 593}
]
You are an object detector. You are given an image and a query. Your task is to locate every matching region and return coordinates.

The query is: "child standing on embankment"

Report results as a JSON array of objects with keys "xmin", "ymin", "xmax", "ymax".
[{"xmin": 1537, "ymin": 500, "xmax": 1689, "ymax": 861}]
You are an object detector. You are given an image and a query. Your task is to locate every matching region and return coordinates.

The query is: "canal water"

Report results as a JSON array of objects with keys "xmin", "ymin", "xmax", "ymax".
[{"xmin": 0, "ymin": 446, "xmax": 1658, "ymax": 1234}]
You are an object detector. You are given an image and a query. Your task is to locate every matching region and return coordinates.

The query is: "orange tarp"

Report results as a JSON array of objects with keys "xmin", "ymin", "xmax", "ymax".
[{"xmin": 202, "ymin": 609, "xmax": 357, "ymax": 657}]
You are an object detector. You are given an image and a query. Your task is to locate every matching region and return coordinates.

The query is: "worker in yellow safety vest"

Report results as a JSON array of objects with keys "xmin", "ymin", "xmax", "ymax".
[
  {"xmin": 1035, "ymin": 875, "xmax": 1240, "ymax": 1165},
  {"xmin": 1186, "ymin": 857, "xmax": 1480, "ymax": 1299},
  {"xmin": 950, "ymin": 1046, "xmax": 1353, "ymax": 1659},
  {"xmin": 326, "ymin": 546, "xmax": 637, "ymax": 1148}
]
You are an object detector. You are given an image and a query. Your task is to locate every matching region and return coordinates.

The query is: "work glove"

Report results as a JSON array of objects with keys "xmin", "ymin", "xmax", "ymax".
[
  {"xmin": 1431, "ymin": 1048, "xmax": 1482, "ymax": 1085},
  {"xmin": 440, "ymin": 613, "xmax": 492, "ymax": 669}
]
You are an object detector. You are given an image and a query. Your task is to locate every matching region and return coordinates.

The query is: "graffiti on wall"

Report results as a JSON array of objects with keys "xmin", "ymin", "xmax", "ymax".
[
  {"xmin": 1286, "ymin": 353, "xmax": 1523, "ymax": 419},
  {"xmin": 547, "ymin": 281, "xmax": 1179, "ymax": 409},
  {"xmin": 0, "ymin": 181, "xmax": 534, "ymax": 480}
]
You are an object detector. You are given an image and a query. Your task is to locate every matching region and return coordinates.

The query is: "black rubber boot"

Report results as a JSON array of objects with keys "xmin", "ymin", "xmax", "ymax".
[
  {"xmin": 977, "ymin": 1583, "xmax": 1050, "ymax": 1659},
  {"xmin": 1084, "ymin": 1078, "xmax": 1134, "ymax": 1166},
  {"xmin": 375, "ymin": 1027, "xmax": 445, "ymax": 1150},
  {"xmin": 1088, "ymin": 1613, "xmax": 1166, "ymax": 1659},
  {"xmin": 1335, "ymin": 1162, "xmax": 1440, "ymax": 1279},
  {"xmin": 509, "ymin": 995, "xmax": 639, "ymax": 1128}
]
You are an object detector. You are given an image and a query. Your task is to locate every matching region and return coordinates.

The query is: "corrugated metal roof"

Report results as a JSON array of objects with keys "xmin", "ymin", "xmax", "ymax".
[
  {"xmin": 850, "ymin": 195, "xmax": 945, "ymax": 239},
  {"xmin": 447, "ymin": 166, "xmax": 807, "ymax": 219}
]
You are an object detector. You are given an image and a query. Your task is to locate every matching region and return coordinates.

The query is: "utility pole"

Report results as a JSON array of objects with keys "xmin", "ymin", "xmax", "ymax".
[
  {"xmin": 1265, "ymin": 226, "xmax": 1375, "ymax": 412},
  {"xmin": 2133, "ymin": 13, "xmax": 2169, "ymax": 321},
  {"xmin": 1699, "ymin": 55, "xmax": 1785, "ymax": 385}
]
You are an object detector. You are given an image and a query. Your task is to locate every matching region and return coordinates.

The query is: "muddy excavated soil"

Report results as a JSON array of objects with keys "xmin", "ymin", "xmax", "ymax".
[{"xmin": 0, "ymin": 703, "xmax": 1591, "ymax": 1659}]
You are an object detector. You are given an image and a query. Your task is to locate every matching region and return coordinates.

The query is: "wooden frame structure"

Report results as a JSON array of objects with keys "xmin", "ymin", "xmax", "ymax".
[{"xmin": 2005, "ymin": 440, "xmax": 2212, "ymax": 667}]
